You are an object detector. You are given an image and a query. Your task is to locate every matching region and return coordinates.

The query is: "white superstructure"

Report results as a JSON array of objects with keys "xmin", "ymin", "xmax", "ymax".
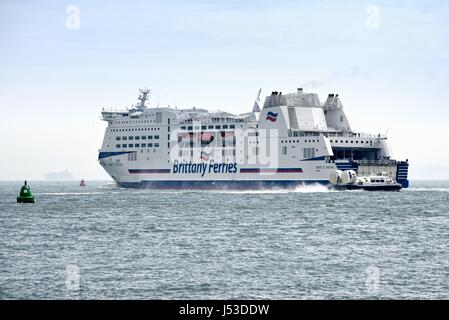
[{"xmin": 98, "ymin": 88, "xmax": 409, "ymax": 189}]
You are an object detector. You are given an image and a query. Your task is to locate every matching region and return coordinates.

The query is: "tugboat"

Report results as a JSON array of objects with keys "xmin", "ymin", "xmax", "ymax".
[
  {"xmin": 330, "ymin": 170, "xmax": 402, "ymax": 191},
  {"xmin": 80, "ymin": 178, "xmax": 86, "ymax": 187},
  {"xmin": 17, "ymin": 181, "xmax": 35, "ymax": 203}
]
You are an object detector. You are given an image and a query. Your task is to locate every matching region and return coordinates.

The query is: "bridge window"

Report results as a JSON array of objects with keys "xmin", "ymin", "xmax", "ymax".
[
  {"xmin": 116, "ymin": 137, "xmax": 121, "ymax": 141},
  {"xmin": 303, "ymin": 147, "xmax": 315, "ymax": 158},
  {"xmin": 128, "ymin": 152, "xmax": 137, "ymax": 161},
  {"xmin": 116, "ymin": 144, "xmax": 121, "ymax": 148}
]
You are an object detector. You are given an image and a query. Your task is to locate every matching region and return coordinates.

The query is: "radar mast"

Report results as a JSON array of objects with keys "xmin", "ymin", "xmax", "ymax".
[{"xmin": 137, "ymin": 88, "xmax": 150, "ymax": 108}]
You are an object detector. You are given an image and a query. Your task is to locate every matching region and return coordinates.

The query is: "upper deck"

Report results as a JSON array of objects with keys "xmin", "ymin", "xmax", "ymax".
[{"xmin": 100, "ymin": 88, "xmax": 390, "ymax": 157}]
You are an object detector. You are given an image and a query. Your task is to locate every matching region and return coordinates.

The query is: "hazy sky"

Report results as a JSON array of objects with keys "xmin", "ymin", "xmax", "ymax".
[{"xmin": 1, "ymin": 0, "xmax": 448, "ymax": 180}]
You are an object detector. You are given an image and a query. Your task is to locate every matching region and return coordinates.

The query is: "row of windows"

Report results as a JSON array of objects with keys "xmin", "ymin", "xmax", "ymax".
[
  {"xmin": 116, "ymin": 143, "xmax": 159, "ymax": 148},
  {"xmin": 178, "ymin": 149, "xmax": 236, "ymax": 157},
  {"xmin": 114, "ymin": 113, "xmax": 161, "ymax": 124},
  {"xmin": 116, "ymin": 135, "xmax": 159, "ymax": 141},
  {"xmin": 182, "ymin": 117, "xmax": 241, "ymax": 124},
  {"xmin": 111, "ymin": 127, "xmax": 160, "ymax": 132},
  {"xmin": 330, "ymin": 140, "xmax": 372, "ymax": 144},
  {"xmin": 117, "ymin": 120, "xmax": 156, "ymax": 124},
  {"xmin": 288, "ymin": 131, "xmax": 320, "ymax": 137},
  {"xmin": 180, "ymin": 124, "xmax": 236, "ymax": 130},
  {"xmin": 281, "ymin": 146, "xmax": 316, "ymax": 157},
  {"xmin": 281, "ymin": 139, "xmax": 372, "ymax": 145},
  {"xmin": 281, "ymin": 139, "xmax": 320, "ymax": 143},
  {"xmin": 211, "ymin": 117, "xmax": 239, "ymax": 123}
]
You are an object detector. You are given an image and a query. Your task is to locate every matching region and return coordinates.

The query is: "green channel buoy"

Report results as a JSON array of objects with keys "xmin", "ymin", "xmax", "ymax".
[{"xmin": 17, "ymin": 180, "xmax": 35, "ymax": 203}]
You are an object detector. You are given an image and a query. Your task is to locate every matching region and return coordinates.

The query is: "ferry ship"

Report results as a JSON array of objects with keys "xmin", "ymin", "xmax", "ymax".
[{"xmin": 98, "ymin": 88, "xmax": 409, "ymax": 189}]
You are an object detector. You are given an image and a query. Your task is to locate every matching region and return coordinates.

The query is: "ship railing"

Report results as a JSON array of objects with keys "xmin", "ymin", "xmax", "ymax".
[
  {"xmin": 352, "ymin": 159, "xmax": 398, "ymax": 166},
  {"xmin": 179, "ymin": 118, "xmax": 245, "ymax": 124},
  {"xmin": 102, "ymin": 107, "xmax": 130, "ymax": 113},
  {"xmin": 323, "ymin": 131, "xmax": 386, "ymax": 139}
]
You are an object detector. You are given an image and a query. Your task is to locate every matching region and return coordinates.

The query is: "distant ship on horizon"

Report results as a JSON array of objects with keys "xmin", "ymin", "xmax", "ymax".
[{"xmin": 45, "ymin": 170, "xmax": 75, "ymax": 181}]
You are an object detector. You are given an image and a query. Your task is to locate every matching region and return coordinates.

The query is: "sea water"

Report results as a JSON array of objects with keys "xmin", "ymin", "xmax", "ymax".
[{"xmin": 0, "ymin": 180, "xmax": 448, "ymax": 299}]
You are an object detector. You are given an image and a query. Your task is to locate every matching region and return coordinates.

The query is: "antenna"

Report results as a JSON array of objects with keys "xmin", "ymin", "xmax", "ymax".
[
  {"xmin": 156, "ymin": 91, "xmax": 160, "ymax": 108},
  {"xmin": 137, "ymin": 88, "xmax": 150, "ymax": 108},
  {"xmin": 252, "ymin": 88, "xmax": 262, "ymax": 113},
  {"xmin": 256, "ymin": 88, "xmax": 262, "ymax": 102}
]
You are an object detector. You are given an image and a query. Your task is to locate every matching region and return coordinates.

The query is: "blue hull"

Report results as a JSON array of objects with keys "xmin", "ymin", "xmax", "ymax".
[{"xmin": 118, "ymin": 180, "xmax": 330, "ymax": 190}]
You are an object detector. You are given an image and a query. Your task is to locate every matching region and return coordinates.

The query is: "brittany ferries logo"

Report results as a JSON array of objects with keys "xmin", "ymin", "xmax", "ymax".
[
  {"xmin": 173, "ymin": 160, "xmax": 237, "ymax": 177},
  {"xmin": 266, "ymin": 111, "xmax": 278, "ymax": 122},
  {"xmin": 200, "ymin": 151, "xmax": 210, "ymax": 161}
]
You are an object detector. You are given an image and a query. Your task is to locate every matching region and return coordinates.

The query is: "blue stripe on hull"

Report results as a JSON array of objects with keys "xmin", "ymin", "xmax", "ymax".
[
  {"xmin": 118, "ymin": 180, "xmax": 330, "ymax": 190},
  {"xmin": 129, "ymin": 169, "xmax": 171, "ymax": 174},
  {"xmin": 98, "ymin": 151, "xmax": 132, "ymax": 159},
  {"xmin": 303, "ymin": 156, "xmax": 326, "ymax": 161},
  {"xmin": 240, "ymin": 168, "xmax": 303, "ymax": 173}
]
